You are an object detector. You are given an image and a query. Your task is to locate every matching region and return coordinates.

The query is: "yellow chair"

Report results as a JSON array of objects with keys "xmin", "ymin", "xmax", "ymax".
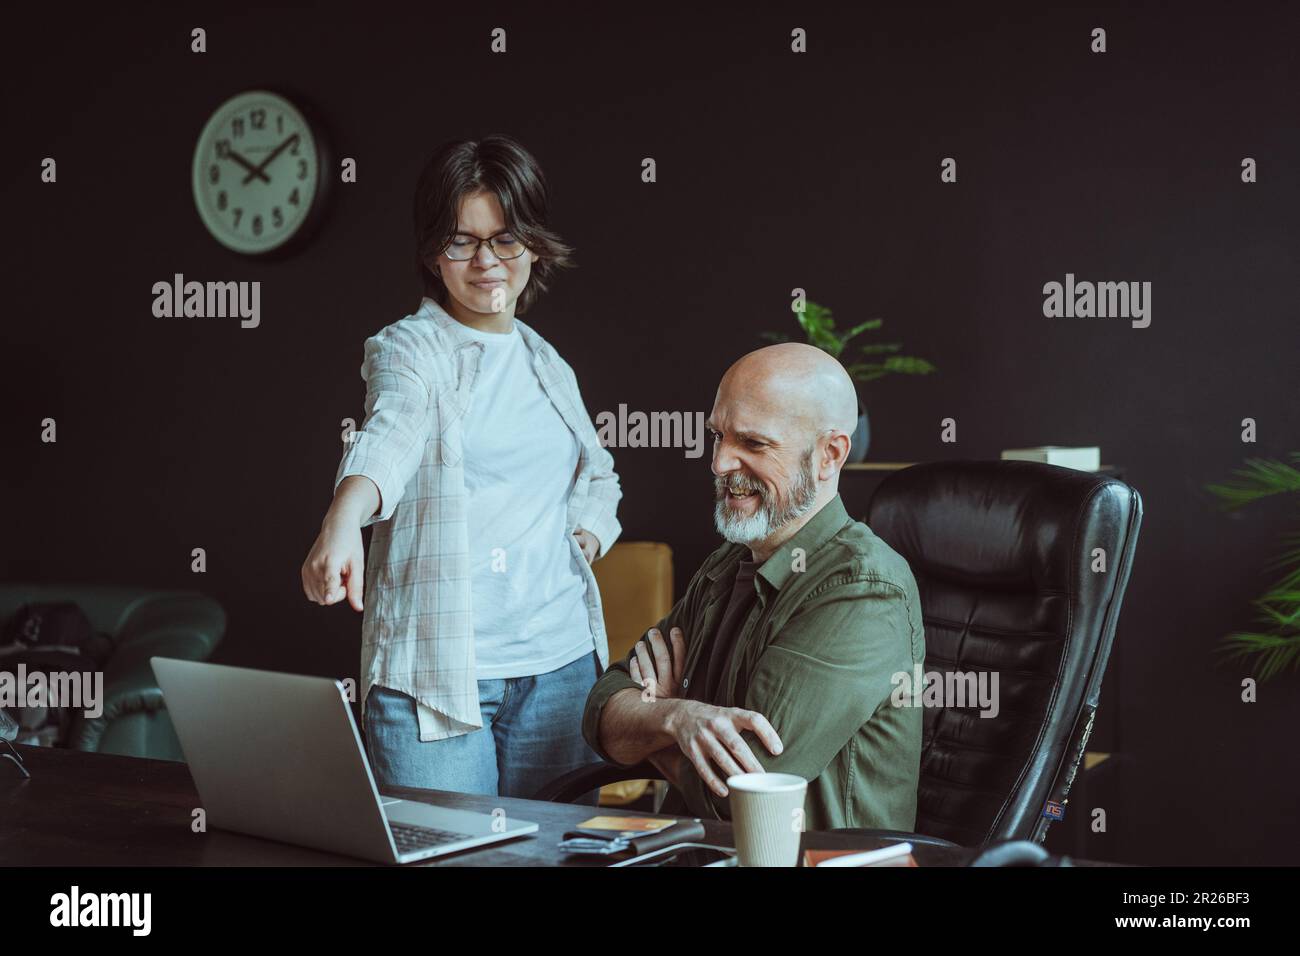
[{"xmin": 591, "ymin": 541, "xmax": 673, "ymax": 806}]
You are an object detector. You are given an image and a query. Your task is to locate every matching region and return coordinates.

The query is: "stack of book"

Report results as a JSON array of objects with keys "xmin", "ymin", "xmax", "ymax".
[{"xmin": 1000, "ymin": 446, "xmax": 1101, "ymax": 472}]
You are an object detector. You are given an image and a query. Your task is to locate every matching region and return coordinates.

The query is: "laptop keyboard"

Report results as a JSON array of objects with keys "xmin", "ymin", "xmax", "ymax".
[{"xmin": 390, "ymin": 822, "xmax": 473, "ymax": 854}]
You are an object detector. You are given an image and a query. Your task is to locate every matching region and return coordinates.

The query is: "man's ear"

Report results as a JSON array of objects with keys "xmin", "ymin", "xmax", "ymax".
[{"xmin": 821, "ymin": 431, "xmax": 851, "ymax": 479}]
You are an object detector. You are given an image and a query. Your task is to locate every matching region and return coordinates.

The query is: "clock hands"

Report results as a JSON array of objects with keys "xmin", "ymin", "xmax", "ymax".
[
  {"xmin": 241, "ymin": 134, "xmax": 300, "ymax": 186},
  {"xmin": 224, "ymin": 149, "xmax": 271, "ymax": 184}
]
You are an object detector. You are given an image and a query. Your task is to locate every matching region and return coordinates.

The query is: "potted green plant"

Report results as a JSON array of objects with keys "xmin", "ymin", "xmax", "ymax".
[
  {"xmin": 761, "ymin": 300, "xmax": 936, "ymax": 462},
  {"xmin": 1205, "ymin": 452, "xmax": 1300, "ymax": 680}
]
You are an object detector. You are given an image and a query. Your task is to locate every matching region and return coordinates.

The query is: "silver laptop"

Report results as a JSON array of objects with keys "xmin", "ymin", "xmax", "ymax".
[{"xmin": 151, "ymin": 657, "xmax": 538, "ymax": 864}]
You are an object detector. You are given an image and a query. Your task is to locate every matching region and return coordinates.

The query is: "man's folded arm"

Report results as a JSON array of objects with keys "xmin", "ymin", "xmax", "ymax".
[
  {"xmin": 581, "ymin": 577, "xmax": 705, "ymax": 767},
  {"xmin": 673, "ymin": 576, "xmax": 917, "ymax": 820}
]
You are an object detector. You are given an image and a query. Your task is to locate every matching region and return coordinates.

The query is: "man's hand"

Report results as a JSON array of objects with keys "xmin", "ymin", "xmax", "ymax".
[
  {"xmin": 629, "ymin": 627, "xmax": 686, "ymax": 700},
  {"xmin": 646, "ymin": 745, "xmax": 686, "ymax": 789},
  {"xmin": 665, "ymin": 699, "xmax": 783, "ymax": 798},
  {"xmin": 573, "ymin": 527, "xmax": 600, "ymax": 563}
]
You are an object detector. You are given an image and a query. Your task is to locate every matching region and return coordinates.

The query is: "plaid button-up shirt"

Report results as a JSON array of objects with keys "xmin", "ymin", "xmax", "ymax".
[{"xmin": 334, "ymin": 296, "xmax": 622, "ymax": 741}]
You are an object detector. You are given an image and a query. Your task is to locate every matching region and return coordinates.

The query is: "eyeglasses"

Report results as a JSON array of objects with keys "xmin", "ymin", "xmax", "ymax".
[{"xmin": 441, "ymin": 231, "xmax": 526, "ymax": 261}]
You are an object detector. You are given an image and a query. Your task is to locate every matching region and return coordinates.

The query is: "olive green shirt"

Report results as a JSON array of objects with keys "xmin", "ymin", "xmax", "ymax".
[{"xmin": 581, "ymin": 494, "xmax": 925, "ymax": 832}]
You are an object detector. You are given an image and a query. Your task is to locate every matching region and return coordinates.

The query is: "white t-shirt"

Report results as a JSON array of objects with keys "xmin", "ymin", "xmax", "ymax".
[{"xmin": 458, "ymin": 321, "xmax": 595, "ymax": 679}]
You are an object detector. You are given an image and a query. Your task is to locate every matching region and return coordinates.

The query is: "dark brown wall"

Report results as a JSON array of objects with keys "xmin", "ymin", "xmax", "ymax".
[{"xmin": 3, "ymin": 1, "xmax": 1298, "ymax": 863}]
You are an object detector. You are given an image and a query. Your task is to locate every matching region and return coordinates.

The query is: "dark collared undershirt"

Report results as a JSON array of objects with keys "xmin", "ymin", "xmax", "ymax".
[
  {"xmin": 689, "ymin": 558, "xmax": 759, "ymax": 705},
  {"xmin": 657, "ymin": 557, "xmax": 758, "ymax": 817}
]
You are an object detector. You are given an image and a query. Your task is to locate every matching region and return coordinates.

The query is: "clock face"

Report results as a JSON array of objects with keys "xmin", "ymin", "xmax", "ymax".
[{"xmin": 192, "ymin": 90, "xmax": 324, "ymax": 255}]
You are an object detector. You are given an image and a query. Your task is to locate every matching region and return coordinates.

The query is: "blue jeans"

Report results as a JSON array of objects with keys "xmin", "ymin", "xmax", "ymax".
[{"xmin": 363, "ymin": 650, "xmax": 602, "ymax": 804}]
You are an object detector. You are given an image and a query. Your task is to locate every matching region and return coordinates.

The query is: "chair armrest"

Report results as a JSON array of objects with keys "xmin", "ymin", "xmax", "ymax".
[
  {"xmin": 831, "ymin": 827, "xmax": 962, "ymax": 849},
  {"xmin": 67, "ymin": 603, "xmax": 225, "ymax": 752},
  {"xmin": 531, "ymin": 760, "xmax": 663, "ymax": 803}
]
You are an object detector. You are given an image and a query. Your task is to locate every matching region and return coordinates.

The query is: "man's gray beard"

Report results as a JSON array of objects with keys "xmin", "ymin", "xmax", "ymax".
[{"xmin": 714, "ymin": 450, "xmax": 820, "ymax": 547}]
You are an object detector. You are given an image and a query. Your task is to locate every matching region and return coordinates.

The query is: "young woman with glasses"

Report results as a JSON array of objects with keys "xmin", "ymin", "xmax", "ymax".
[{"xmin": 301, "ymin": 135, "xmax": 621, "ymax": 802}]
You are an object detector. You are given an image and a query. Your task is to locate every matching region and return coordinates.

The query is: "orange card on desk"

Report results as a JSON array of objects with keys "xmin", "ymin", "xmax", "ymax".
[
  {"xmin": 576, "ymin": 815, "xmax": 675, "ymax": 836},
  {"xmin": 804, "ymin": 848, "xmax": 919, "ymax": 867}
]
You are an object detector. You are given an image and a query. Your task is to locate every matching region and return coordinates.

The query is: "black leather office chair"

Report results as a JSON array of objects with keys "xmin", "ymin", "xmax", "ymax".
[{"xmin": 535, "ymin": 460, "xmax": 1143, "ymax": 849}]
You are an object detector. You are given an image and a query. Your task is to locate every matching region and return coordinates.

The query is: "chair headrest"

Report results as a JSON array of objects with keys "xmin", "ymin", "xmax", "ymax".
[{"xmin": 867, "ymin": 460, "xmax": 1139, "ymax": 592}]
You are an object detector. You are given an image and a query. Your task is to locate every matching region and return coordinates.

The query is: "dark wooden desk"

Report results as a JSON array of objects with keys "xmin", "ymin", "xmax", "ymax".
[{"xmin": 1, "ymin": 744, "xmax": 986, "ymax": 866}]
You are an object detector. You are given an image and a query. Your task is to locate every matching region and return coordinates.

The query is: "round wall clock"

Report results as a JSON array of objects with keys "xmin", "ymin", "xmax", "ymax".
[{"xmin": 191, "ymin": 88, "xmax": 332, "ymax": 256}]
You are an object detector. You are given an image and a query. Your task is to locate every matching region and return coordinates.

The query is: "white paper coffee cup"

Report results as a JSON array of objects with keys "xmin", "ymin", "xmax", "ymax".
[{"xmin": 727, "ymin": 772, "xmax": 808, "ymax": 867}]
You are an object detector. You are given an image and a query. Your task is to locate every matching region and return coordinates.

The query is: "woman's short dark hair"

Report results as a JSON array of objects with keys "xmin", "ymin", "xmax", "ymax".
[{"xmin": 413, "ymin": 134, "xmax": 574, "ymax": 316}]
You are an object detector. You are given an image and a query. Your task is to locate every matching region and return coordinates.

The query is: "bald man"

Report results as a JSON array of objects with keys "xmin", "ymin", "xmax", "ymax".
[{"xmin": 580, "ymin": 344, "xmax": 926, "ymax": 832}]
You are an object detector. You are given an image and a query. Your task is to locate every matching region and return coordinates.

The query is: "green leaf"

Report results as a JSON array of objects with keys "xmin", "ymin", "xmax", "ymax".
[
  {"xmin": 1217, "ymin": 631, "xmax": 1300, "ymax": 680},
  {"xmin": 805, "ymin": 300, "xmax": 834, "ymax": 322},
  {"xmin": 1207, "ymin": 452, "xmax": 1300, "ymax": 680},
  {"xmin": 1205, "ymin": 457, "xmax": 1300, "ymax": 511},
  {"xmin": 843, "ymin": 362, "xmax": 887, "ymax": 383},
  {"xmin": 881, "ymin": 355, "xmax": 937, "ymax": 375},
  {"xmin": 1252, "ymin": 600, "xmax": 1300, "ymax": 629},
  {"xmin": 1272, "ymin": 565, "xmax": 1300, "ymax": 593},
  {"xmin": 840, "ymin": 319, "xmax": 884, "ymax": 346},
  {"xmin": 795, "ymin": 302, "xmax": 842, "ymax": 356}
]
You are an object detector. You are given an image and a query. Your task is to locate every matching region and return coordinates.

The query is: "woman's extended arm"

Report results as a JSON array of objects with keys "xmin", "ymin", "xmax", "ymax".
[
  {"xmin": 300, "ymin": 475, "xmax": 380, "ymax": 610},
  {"xmin": 301, "ymin": 322, "xmax": 435, "ymax": 610}
]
